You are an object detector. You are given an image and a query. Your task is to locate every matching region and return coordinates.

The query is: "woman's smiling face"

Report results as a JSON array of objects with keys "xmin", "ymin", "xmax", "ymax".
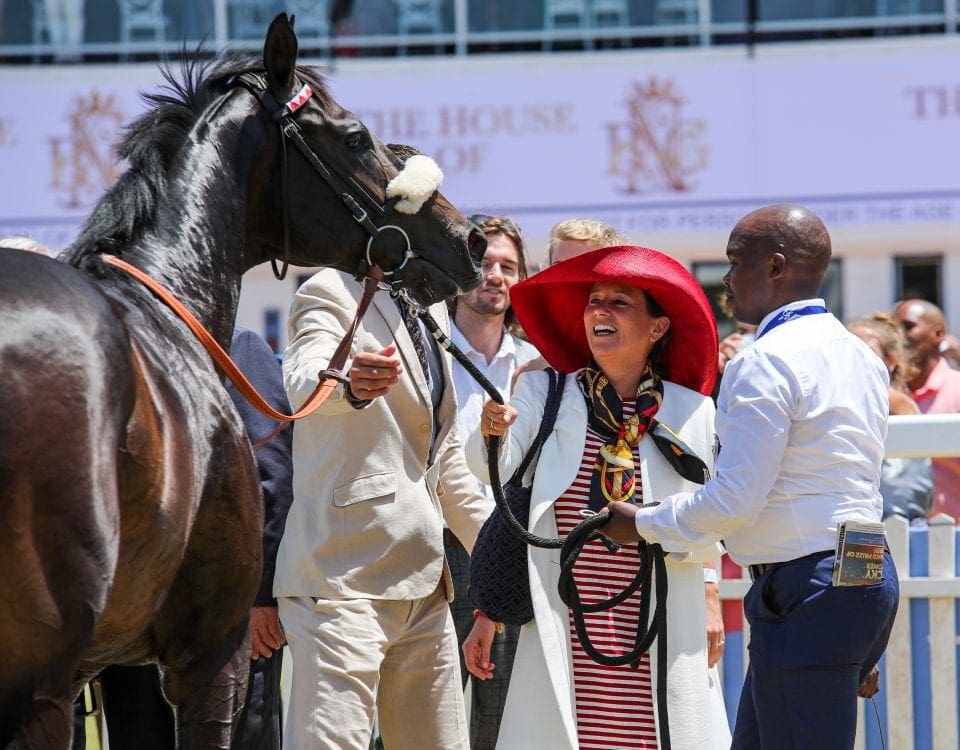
[{"xmin": 583, "ymin": 282, "xmax": 669, "ymax": 371}]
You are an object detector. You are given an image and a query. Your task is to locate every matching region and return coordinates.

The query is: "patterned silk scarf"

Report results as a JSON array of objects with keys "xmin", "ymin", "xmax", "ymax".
[{"xmin": 578, "ymin": 365, "xmax": 711, "ymax": 512}]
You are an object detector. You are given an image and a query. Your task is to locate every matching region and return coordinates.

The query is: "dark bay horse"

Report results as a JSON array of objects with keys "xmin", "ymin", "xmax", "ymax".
[{"xmin": 0, "ymin": 13, "xmax": 482, "ymax": 749}]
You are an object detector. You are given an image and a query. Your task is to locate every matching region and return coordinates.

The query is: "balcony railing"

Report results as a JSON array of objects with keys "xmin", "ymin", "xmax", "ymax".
[{"xmin": 1, "ymin": 0, "xmax": 957, "ymax": 64}]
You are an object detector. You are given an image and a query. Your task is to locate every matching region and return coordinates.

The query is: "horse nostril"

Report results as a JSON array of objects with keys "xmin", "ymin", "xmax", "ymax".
[{"xmin": 467, "ymin": 227, "xmax": 487, "ymax": 268}]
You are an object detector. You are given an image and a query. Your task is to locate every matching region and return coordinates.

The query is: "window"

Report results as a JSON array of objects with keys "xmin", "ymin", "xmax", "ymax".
[
  {"xmin": 691, "ymin": 261, "xmax": 734, "ymax": 337},
  {"xmin": 820, "ymin": 259, "xmax": 843, "ymax": 322},
  {"xmin": 895, "ymin": 255, "xmax": 941, "ymax": 307},
  {"xmin": 692, "ymin": 258, "xmax": 843, "ymax": 337},
  {"xmin": 263, "ymin": 307, "xmax": 281, "ymax": 355}
]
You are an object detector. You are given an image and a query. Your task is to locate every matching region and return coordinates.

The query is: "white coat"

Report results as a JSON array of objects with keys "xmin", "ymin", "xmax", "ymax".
[{"xmin": 467, "ymin": 369, "xmax": 731, "ymax": 750}]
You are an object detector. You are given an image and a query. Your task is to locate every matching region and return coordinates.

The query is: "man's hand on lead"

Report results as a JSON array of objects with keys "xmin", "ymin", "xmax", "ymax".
[
  {"xmin": 347, "ymin": 345, "xmax": 403, "ymax": 401},
  {"xmin": 601, "ymin": 500, "xmax": 644, "ymax": 546}
]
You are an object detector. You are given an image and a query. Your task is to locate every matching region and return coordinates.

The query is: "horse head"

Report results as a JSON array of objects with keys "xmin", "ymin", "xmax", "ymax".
[{"xmin": 244, "ymin": 13, "xmax": 484, "ymax": 306}]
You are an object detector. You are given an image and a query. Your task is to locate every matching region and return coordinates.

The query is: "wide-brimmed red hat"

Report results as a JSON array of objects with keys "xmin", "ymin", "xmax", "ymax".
[{"xmin": 512, "ymin": 245, "xmax": 718, "ymax": 395}]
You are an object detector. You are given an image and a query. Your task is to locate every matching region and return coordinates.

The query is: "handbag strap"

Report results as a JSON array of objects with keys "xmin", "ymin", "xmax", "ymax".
[{"xmin": 510, "ymin": 368, "xmax": 566, "ymax": 486}]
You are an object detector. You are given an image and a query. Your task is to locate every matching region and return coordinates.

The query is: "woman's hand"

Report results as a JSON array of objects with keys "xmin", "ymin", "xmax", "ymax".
[
  {"xmin": 462, "ymin": 613, "xmax": 498, "ymax": 680},
  {"xmin": 480, "ymin": 399, "xmax": 518, "ymax": 440},
  {"xmin": 717, "ymin": 333, "xmax": 745, "ymax": 373}
]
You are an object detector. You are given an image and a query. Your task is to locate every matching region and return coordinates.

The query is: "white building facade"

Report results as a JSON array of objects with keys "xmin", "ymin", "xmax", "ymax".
[{"xmin": 2, "ymin": 35, "xmax": 959, "ymax": 347}]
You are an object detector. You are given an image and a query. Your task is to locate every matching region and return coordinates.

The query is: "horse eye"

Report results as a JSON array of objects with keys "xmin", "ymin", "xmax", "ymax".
[{"xmin": 346, "ymin": 133, "xmax": 364, "ymax": 150}]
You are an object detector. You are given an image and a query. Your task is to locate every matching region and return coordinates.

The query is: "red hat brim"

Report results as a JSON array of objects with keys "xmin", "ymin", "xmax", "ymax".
[{"xmin": 511, "ymin": 245, "xmax": 719, "ymax": 396}]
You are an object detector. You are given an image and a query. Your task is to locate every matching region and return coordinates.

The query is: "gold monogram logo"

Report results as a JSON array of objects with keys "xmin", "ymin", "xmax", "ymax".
[
  {"xmin": 605, "ymin": 78, "xmax": 707, "ymax": 194},
  {"xmin": 48, "ymin": 91, "xmax": 125, "ymax": 209}
]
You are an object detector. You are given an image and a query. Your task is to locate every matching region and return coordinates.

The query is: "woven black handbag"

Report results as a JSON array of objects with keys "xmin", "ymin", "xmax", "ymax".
[{"xmin": 468, "ymin": 369, "xmax": 566, "ymax": 626}]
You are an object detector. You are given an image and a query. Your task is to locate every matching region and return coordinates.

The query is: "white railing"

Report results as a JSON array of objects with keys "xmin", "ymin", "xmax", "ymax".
[
  {"xmin": 718, "ymin": 414, "xmax": 960, "ymax": 750},
  {"xmin": 4, "ymin": 0, "xmax": 958, "ymax": 61}
]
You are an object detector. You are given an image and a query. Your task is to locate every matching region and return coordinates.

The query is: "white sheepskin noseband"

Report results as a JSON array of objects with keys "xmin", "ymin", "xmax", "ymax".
[{"xmin": 385, "ymin": 154, "xmax": 444, "ymax": 215}]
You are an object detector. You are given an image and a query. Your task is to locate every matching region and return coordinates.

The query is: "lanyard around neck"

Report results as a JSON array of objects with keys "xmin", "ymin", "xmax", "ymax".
[{"xmin": 757, "ymin": 304, "xmax": 828, "ymax": 338}]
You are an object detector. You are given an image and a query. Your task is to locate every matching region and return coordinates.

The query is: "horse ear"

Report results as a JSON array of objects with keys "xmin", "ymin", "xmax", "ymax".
[{"xmin": 264, "ymin": 13, "xmax": 298, "ymax": 98}]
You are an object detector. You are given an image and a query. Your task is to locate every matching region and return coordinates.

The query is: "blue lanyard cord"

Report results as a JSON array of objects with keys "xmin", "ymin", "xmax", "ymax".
[{"xmin": 757, "ymin": 305, "xmax": 828, "ymax": 338}]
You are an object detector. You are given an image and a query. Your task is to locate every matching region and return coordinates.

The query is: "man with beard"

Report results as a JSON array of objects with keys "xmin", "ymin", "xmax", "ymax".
[{"xmin": 445, "ymin": 214, "xmax": 539, "ymax": 749}]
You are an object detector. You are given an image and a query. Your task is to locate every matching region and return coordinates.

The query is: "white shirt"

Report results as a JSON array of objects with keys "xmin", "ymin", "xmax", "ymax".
[
  {"xmin": 450, "ymin": 322, "xmax": 539, "ymax": 501},
  {"xmin": 634, "ymin": 299, "xmax": 890, "ymax": 566}
]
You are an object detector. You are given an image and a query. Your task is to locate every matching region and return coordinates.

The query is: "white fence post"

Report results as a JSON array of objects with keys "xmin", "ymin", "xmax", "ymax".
[
  {"xmin": 928, "ymin": 513, "xmax": 958, "ymax": 749},
  {"xmin": 884, "ymin": 514, "xmax": 914, "ymax": 750}
]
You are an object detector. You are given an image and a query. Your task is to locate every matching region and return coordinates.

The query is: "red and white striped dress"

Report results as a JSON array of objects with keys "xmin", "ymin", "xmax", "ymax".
[{"xmin": 554, "ymin": 401, "xmax": 659, "ymax": 750}]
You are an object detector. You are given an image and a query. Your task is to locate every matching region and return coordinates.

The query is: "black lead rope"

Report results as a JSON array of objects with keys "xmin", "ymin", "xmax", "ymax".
[
  {"xmin": 417, "ymin": 307, "xmax": 559, "ymax": 549},
  {"xmin": 417, "ymin": 306, "xmax": 671, "ymax": 748},
  {"xmin": 559, "ymin": 514, "xmax": 672, "ymax": 750}
]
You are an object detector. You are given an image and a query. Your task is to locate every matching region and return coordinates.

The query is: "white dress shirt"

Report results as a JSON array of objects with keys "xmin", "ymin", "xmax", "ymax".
[
  {"xmin": 634, "ymin": 299, "xmax": 890, "ymax": 566},
  {"xmin": 450, "ymin": 323, "xmax": 539, "ymax": 501}
]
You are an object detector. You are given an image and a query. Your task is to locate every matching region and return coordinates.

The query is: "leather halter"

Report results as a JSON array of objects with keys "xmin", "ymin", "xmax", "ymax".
[
  {"xmin": 230, "ymin": 72, "xmax": 416, "ymax": 284},
  {"xmin": 97, "ymin": 73, "xmax": 445, "ymax": 443}
]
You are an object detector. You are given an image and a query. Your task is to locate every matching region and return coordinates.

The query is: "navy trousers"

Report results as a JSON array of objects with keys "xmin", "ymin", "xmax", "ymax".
[{"xmin": 732, "ymin": 550, "xmax": 899, "ymax": 750}]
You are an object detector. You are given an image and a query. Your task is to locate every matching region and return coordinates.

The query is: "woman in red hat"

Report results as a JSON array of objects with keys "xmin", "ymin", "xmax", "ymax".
[{"xmin": 462, "ymin": 245, "xmax": 730, "ymax": 750}]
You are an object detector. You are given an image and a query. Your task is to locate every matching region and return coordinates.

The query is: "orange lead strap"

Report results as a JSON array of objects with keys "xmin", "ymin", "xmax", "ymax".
[{"xmin": 102, "ymin": 254, "xmax": 383, "ymax": 446}]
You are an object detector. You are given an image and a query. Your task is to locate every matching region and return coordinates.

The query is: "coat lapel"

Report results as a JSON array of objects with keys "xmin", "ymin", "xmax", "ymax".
[
  {"xmin": 529, "ymin": 498, "xmax": 579, "ymax": 748},
  {"xmin": 525, "ymin": 375, "xmax": 583, "ymax": 748},
  {"xmin": 528, "ymin": 377, "xmax": 583, "ymax": 534}
]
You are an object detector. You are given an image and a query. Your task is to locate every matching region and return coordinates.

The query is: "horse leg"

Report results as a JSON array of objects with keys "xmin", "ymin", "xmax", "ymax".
[
  {"xmin": 0, "ymin": 485, "xmax": 116, "ymax": 750},
  {"xmin": 0, "ymin": 434, "xmax": 121, "ymax": 750},
  {"xmin": 156, "ymin": 449, "xmax": 262, "ymax": 749},
  {"xmin": 3, "ymin": 695, "xmax": 75, "ymax": 750},
  {"xmin": 162, "ymin": 627, "xmax": 252, "ymax": 749}
]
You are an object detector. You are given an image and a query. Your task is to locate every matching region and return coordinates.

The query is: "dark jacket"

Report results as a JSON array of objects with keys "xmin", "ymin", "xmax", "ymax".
[{"xmin": 228, "ymin": 326, "xmax": 294, "ymax": 606}]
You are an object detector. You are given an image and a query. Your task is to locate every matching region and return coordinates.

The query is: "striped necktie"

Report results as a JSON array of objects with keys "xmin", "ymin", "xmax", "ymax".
[{"xmin": 397, "ymin": 299, "xmax": 430, "ymax": 380}]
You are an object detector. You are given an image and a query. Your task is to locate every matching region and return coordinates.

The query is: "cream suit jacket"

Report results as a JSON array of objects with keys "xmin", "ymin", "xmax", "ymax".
[
  {"xmin": 275, "ymin": 269, "xmax": 491, "ymax": 601},
  {"xmin": 466, "ymin": 369, "xmax": 730, "ymax": 750}
]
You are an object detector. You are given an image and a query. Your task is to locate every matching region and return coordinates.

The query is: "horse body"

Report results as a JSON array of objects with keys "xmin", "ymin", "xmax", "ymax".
[
  {"xmin": 0, "ymin": 252, "xmax": 134, "ymax": 744},
  {"xmin": 0, "ymin": 13, "xmax": 482, "ymax": 748}
]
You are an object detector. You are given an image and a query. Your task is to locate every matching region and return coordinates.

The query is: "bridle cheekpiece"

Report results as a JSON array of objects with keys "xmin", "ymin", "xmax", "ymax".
[{"xmin": 230, "ymin": 72, "xmax": 442, "ymax": 286}]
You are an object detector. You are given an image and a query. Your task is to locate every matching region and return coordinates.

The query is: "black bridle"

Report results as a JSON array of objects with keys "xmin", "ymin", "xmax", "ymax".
[{"xmin": 231, "ymin": 72, "xmax": 416, "ymax": 283}]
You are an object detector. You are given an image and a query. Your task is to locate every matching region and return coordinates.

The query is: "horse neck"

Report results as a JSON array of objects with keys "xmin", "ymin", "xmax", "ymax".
[{"xmin": 124, "ymin": 113, "xmax": 253, "ymax": 349}]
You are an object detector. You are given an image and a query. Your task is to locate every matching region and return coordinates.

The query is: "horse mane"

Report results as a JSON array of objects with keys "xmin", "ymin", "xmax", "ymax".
[{"xmin": 61, "ymin": 53, "xmax": 331, "ymax": 268}]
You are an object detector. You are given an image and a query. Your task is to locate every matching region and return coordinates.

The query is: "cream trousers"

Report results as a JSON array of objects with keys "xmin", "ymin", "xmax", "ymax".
[{"xmin": 278, "ymin": 585, "xmax": 469, "ymax": 750}]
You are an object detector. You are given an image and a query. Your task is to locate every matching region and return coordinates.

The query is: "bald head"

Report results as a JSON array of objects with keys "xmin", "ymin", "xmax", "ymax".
[
  {"xmin": 893, "ymin": 298, "xmax": 946, "ymax": 387},
  {"xmin": 731, "ymin": 204, "xmax": 831, "ymax": 294},
  {"xmin": 722, "ymin": 204, "xmax": 833, "ymax": 324},
  {"xmin": 894, "ymin": 298, "xmax": 945, "ymax": 328}
]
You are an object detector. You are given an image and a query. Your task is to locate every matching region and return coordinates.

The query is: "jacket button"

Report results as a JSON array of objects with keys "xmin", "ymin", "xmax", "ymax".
[{"xmin": 419, "ymin": 423, "xmax": 430, "ymax": 433}]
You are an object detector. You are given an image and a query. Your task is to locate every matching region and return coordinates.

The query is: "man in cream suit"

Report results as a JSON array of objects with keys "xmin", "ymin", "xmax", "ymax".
[{"xmin": 276, "ymin": 269, "xmax": 491, "ymax": 750}]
